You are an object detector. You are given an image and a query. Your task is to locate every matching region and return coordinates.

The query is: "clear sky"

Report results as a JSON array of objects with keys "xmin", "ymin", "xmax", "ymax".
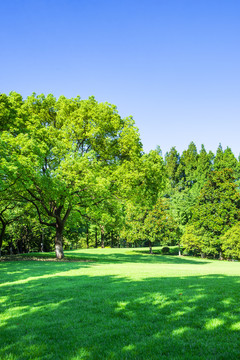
[{"xmin": 1, "ymin": 0, "xmax": 240, "ymax": 157}]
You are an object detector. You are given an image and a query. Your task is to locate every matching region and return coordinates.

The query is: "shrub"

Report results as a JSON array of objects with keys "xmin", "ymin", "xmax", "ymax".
[
  {"xmin": 221, "ymin": 224, "xmax": 240, "ymax": 259},
  {"xmin": 169, "ymin": 246, "xmax": 180, "ymax": 255},
  {"xmin": 161, "ymin": 246, "xmax": 170, "ymax": 254},
  {"xmin": 180, "ymin": 225, "xmax": 201, "ymax": 253}
]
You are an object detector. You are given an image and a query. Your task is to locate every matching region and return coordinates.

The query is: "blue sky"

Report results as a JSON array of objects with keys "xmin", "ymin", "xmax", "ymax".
[{"xmin": 1, "ymin": 0, "xmax": 240, "ymax": 157}]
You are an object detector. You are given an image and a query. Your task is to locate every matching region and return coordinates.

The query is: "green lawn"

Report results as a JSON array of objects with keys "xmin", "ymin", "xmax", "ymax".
[{"xmin": 1, "ymin": 248, "xmax": 240, "ymax": 360}]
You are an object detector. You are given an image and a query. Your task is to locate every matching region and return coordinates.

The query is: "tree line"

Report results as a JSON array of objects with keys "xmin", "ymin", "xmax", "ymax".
[{"xmin": 1, "ymin": 92, "xmax": 240, "ymax": 259}]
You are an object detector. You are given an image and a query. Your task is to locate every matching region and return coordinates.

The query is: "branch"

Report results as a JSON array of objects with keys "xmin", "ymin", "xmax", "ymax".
[
  {"xmin": 18, "ymin": 195, "xmax": 55, "ymax": 227},
  {"xmin": 63, "ymin": 206, "xmax": 72, "ymax": 224},
  {"xmin": 76, "ymin": 209, "xmax": 100, "ymax": 227},
  {"xmin": 69, "ymin": 187, "xmax": 88, "ymax": 196},
  {"xmin": 0, "ymin": 175, "xmax": 21, "ymax": 192},
  {"xmin": 0, "ymin": 202, "xmax": 18, "ymax": 217},
  {"xmin": 26, "ymin": 188, "xmax": 52, "ymax": 216}
]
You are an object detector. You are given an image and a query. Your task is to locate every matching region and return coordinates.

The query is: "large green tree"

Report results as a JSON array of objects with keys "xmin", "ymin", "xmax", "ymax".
[{"xmin": 0, "ymin": 93, "xmax": 143, "ymax": 259}]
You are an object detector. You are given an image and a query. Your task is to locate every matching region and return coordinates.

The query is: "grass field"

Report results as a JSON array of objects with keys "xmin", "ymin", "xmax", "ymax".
[{"xmin": 1, "ymin": 248, "xmax": 240, "ymax": 360}]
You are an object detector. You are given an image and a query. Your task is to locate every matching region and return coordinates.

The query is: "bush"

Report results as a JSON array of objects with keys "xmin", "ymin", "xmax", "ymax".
[
  {"xmin": 161, "ymin": 246, "xmax": 170, "ymax": 254},
  {"xmin": 169, "ymin": 246, "xmax": 180, "ymax": 255},
  {"xmin": 181, "ymin": 225, "xmax": 201, "ymax": 253},
  {"xmin": 221, "ymin": 224, "xmax": 240, "ymax": 259}
]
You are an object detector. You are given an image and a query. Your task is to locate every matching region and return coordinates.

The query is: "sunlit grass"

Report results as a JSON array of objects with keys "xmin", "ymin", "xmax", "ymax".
[{"xmin": 1, "ymin": 248, "xmax": 240, "ymax": 359}]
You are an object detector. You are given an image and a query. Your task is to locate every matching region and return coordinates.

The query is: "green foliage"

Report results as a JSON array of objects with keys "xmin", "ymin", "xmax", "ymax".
[
  {"xmin": 180, "ymin": 225, "xmax": 201, "ymax": 254},
  {"xmin": 144, "ymin": 198, "xmax": 179, "ymax": 245},
  {"xmin": 1, "ymin": 91, "xmax": 240, "ymax": 259},
  {"xmin": 170, "ymin": 186, "xmax": 200, "ymax": 228},
  {"xmin": 0, "ymin": 92, "xmax": 145, "ymax": 258},
  {"xmin": 214, "ymin": 144, "xmax": 238, "ymax": 173},
  {"xmin": 165, "ymin": 143, "xmax": 214, "ymax": 241},
  {"xmin": 196, "ymin": 145, "xmax": 214, "ymax": 187},
  {"xmin": 221, "ymin": 223, "xmax": 240, "ymax": 259},
  {"xmin": 122, "ymin": 197, "xmax": 179, "ymax": 250},
  {"xmin": 192, "ymin": 169, "xmax": 240, "ymax": 240},
  {"xmin": 178, "ymin": 141, "xmax": 199, "ymax": 188},
  {"xmin": 188, "ymin": 169, "xmax": 240, "ymax": 257},
  {"xmin": 165, "ymin": 147, "xmax": 181, "ymax": 187},
  {"xmin": 181, "ymin": 225, "xmax": 219, "ymax": 257}
]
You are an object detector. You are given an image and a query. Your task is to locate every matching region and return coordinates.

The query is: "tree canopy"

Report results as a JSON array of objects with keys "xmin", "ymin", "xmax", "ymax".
[{"xmin": 0, "ymin": 93, "xmax": 145, "ymax": 258}]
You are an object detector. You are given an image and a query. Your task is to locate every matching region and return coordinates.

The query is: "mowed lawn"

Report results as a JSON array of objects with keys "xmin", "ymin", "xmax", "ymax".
[{"xmin": 1, "ymin": 249, "xmax": 240, "ymax": 360}]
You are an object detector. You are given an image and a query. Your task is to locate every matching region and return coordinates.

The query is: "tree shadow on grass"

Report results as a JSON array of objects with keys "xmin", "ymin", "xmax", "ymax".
[
  {"xmin": 1, "ymin": 266, "xmax": 240, "ymax": 359},
  {"xmin": 0, "ymin": 261, "xmax": 92, "ymax": 285},
  {"xmin": 65, "ymin": 250, "xmax": 211, "ymax": 265}
]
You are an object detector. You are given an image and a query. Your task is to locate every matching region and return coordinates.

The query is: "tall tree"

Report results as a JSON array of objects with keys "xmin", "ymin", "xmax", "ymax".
[
  {"xmin": 191, "ymin": 169, "xmax": 240, "ymax": 256},
  {"xmin": 214, "ymin": 144, "xmax": 238, "ymax": 174},
  {"xmin": 144, "ymin": 198, "xmax": 178, "ymax": 253},
  {"xmin": 0, "ymin": 93, "xmax": 143, "ymax": 259},
  {"xmin": 165, "ymin": 147, "xmax": 181, "ymax": 188},
  {"xmin": 196, "ymin": 145, "xmax": 214, "ymax": 188},
  {"xmin": 178, "ymin": 142, "xmax": 198, "ymax": 188},
  {"xmin": 214, "ymin": 144, "xmax": 224, "ymax": 171},
  {"xmin": 120, "ymin": 150, "xmax": 167, "ymax": 248}
]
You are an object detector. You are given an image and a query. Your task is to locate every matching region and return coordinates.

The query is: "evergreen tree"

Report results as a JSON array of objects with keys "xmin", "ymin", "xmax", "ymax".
[
  {"xmin": 214, "ymin": 144, "xmax": 238, "ymax": 174},
  {"xmin": 221, "ymin": 224, "xmax": 240, "ymax": 259},
  {"xmin": 144, "ymin": 198, "xmax": 179, "ymax": 253},
  {"xmin": 165, "ymin": 147, "xmax": 181, "ymax": 187},
  {"xmin": 196, "ymin": 145, "xmax": 214, "ymax": 188},
  {"xmin": 179, "ymin": 142, "xmax": 199, "ymax": 188},
  {"xmin": 192, "ymin": 169, "xmax": 240, "ymax": 256}
]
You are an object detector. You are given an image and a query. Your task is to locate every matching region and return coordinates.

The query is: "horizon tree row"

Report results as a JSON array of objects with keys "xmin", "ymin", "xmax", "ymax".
[{"xmin": 1, "ymin": 92, "xmax": 240, "ymax": 259}]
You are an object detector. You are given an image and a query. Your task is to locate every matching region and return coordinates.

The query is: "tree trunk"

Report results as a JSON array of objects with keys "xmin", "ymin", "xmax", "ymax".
[
  {"xmin": 111, "ymin": 232, "xmax": 114, "ymax": 248},
  {"xmin": 149, "ymin": 240, "xmax": 153, "ymax": 254},
  {"xmin": 95, "ymin": 229, "xmax": 98, "ymax": 248},
  {"xmin": 100, "ymin": 226, "xmax": 105, "ymax": 248},
  {"xmin": 178, "ymin": 243, "xmax": 181, "ymax": 256},
  {"xmin": 41, "ymin": 229, "xmax": 44, "ymax": 252},
  {"xmin": 23, "ymin": 226, "xmax": 29, "ymax": 253},
  {"xmin": 55, "ymin": 225, "xmax": 64, "ymax": 259},
  {"xmin": 86, "ymin": 224, "xmax": 89, "ymax": 249},
  {"xmin": 9, "ymin": 240, "xmax": 13, "ymax": 255},
  {"xmin": 0, "ymin": 223, "xmax": 6, "ymax": 257}
]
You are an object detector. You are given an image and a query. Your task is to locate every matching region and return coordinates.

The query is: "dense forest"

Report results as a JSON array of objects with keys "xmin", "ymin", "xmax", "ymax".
[{"xmin": 1, "ymin": 92, "xmax": 240, "ymax": 259}]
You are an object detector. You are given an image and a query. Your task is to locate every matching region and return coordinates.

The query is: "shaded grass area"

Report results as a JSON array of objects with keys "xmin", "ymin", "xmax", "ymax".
[
  {"xmin": 1, "ymin": 249, "xmax": 240, "ymax": 359},
  {"xmin": 12, "ymin": 247, "xmax": 210, "ymax": 265}
]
